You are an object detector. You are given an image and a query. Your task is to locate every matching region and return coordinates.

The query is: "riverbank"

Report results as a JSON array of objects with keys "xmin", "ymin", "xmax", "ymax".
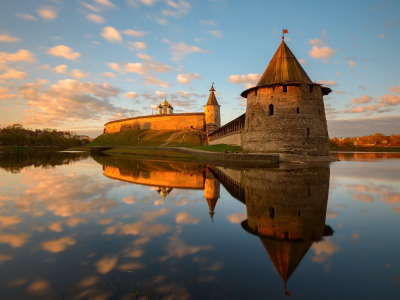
[{"xmin": 0, "ymin": 146, "xmax": 67, "ymax": 153}]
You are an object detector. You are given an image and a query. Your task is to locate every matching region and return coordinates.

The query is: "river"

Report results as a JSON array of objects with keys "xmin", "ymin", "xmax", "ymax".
[{"xmin": 0, "ymin": 151, "xmax": 399, "ymax": 299}]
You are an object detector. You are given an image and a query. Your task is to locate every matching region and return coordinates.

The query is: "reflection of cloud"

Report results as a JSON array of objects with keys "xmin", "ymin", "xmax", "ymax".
[
  {"xmin": 0, "ymin": 233, "xmax": 29, "ymax": 248},
  {"xmin": 326, "ymin": 209, "xmax": 339, "ymax": 219},
  {"xmin": 0, "ymin": 254, "xmax": 12, "ymax": 264},
  {"xmin": 79, "ymin": 276, "xmax": 100, "ymax": 287},
  {"xmin": 141, "ymin": 208, "xmax": 171, "ymax": 222},
  {"xmin": 48, "ymin": 222, "xmax": 63, "ymax": 232},
  {"xmin": 118, "ymin": 262, "xmax": 145, "ymax": 271},
  {"xmin": 27, "ymin": 279, "xmax": 50, "ymax": 293},
  {"xmin": 97, "ymin": 218, "xmax": 113, "ymax": 225},
  {"xmin": 175, "ymin": 211, "xmax": 201, "ymax": 224},
  {"xmin": 122, "ymin": 196, "xmax": 136, "ymax": 204},
  {"xmin": 206, "ymin": 262, "xmax": 223, "ymax": 271},
  {"xmin": 311, "ymin": 240, "xmax": 339, "ymax": 263},
  {"xmin": 225, "ymin": 213, "xmax": 246, "ymax": 223},
  {"xmin": 66, "ymin": 217, "xmax": 87, "ymax": 227},
  {"xmin": 6, "ymin": 278, "xmax": 28, "ymax": 287},
  {"xmin": 95, "ymin": 255, "xmax": 118, "ymax": 274},
  {"xmin": 160, "ymin": 236, "xmax": 212, "ymax": 262},
  {"xmin": 0, "ymin": 215, "xmax": 21, "ymax": 228},
  {"xmin": 352, "ymin": 194, "xmax": 374, "ymax": 203},
  {"xmin": 352, "ymin": 233, "xmax": 360, "ymax": 240},
  {"xmin": 41, "ymin": 236, "xmax": 76, "ymax": 253}
]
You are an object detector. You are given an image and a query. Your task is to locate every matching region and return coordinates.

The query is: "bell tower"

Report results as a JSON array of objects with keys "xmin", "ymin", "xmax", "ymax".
[{"xmin": 204, "ymin": 83, "xmax": 221, "ymax": 134}]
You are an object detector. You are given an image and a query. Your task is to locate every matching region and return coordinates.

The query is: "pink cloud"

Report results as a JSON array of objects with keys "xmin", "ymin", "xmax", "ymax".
[{"xmin": 308, "ymin": 46, "xmax": 336, "ymax": 60}]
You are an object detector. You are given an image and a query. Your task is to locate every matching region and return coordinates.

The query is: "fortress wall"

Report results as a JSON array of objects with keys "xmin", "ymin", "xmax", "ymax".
[
  {"xmin": 209, "ymin": 132, "xmax": 242, "ymax": 146},
  {"xmin": 104, "ymin": 113, "xmax": 206, "ymax": 133},
  {"xmin": 243, "ymin": 84, "xmax": 330, "ymax": 155}
]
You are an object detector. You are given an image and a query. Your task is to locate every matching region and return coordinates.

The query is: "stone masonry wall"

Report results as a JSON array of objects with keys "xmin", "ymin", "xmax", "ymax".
[
  {"xmin": 243, "ymin": 84, "xmax": 330, "ymax": 155},
  {"xmin": 209, "ymin": 132, "xmax": 241, "ymax": 146},
  {"xmin": 104, "ymin": 113, "xmax": 206, "ymax": 133}
]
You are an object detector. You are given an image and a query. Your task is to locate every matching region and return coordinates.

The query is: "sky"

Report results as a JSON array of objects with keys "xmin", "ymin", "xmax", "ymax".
[{"xmin": 0, "ymin": 0, "xmax": 399, "ymax": 138}]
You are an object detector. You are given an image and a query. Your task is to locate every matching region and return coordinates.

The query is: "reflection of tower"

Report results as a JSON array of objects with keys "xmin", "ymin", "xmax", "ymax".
[
  {"xmin": 240, "ymin": 166, "xmax": 333, "ymax": 290},
  {"xmin": 203, "ymin": 169, "xmax": 221, "ymax": 221},
  {"xmin": 156, "ymin": 186, "xmax": 173, "ymax": 203}
]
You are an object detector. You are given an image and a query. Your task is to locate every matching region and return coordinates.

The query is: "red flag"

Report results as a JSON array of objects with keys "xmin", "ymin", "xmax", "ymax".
[
  {"xmin": 285, "ymin": 290, "xmax": 291, "ymax": 296},
  {"xmin": 283, "ymin": 29, "xmax": 289, "ymax": 34}
]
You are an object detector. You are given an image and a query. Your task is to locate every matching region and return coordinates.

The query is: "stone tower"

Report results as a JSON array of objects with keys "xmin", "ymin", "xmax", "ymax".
[
  {"xmin": 241, "ymin": 39, "xmax": 332, "ymax": 156},
  {"xmin": 204, "ymin": 84, "xmax": 221, "ymax": 134},
  {"xmin": 203, "ymin": 169, "xmax": 220, "ymax": 221}
]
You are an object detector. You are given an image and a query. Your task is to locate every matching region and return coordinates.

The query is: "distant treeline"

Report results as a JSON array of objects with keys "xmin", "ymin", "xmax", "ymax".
[
  {"xmin": 0, "ymin": 133, "xmax": 84, "ymax": 147},
  {"xmin": 330, "ymin": 133, "xmax": 400, "ymax": 147}
]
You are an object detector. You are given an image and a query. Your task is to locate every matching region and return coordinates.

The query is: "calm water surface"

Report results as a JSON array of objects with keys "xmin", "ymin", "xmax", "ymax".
[{"xmin": 0, "ymin": 151, "xmax": 399, "ymax": 300}]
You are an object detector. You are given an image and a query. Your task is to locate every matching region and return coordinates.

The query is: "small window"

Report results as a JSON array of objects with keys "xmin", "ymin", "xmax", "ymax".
[
  {"xmin": 191, "ymin": 126, "xmax": 193, "ymax": 128},
  {"xmin": 308, "ymin": 186, "xmax": 311, "ymax": 196},
  {"xmin": 283, "ymin": 85, "xmax": 287, "ymax": 93},
  {"xmin": 319, "ymin": 108, "xmax": 321, "ymax": 116},
  {"xmin": 307, "ymin": 127, "xmax": 310, "ymax": 137},
  {"xmin": 268, "ymin": 104, "xmax": 274, "ymax": 116},
  {"xmin": 310, "ymin": 84, "xmax": 313, "ymax": 93},
  {"xmin": 297, "ymin": 107, "xmax": 300, "ymax": 114},
  {"xmin": 269, "ymin": 207, "xmax": 275, "ymax": 219},
  {"xmin": 254, "ymin": 89, "xmax": 257, "ymax": 96},
  {"xmin": 298, "ymin": 210, "xmax": 301, "ymax": 217},
  {"xmin": 284, "ymin": 232, "xmax": 289, "ymax": 239}
]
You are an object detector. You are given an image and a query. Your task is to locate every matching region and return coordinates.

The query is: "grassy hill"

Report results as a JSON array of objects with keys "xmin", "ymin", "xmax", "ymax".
[{"xmin": 88, "ymin": 129, "xmax": 203, "ymax": 147}]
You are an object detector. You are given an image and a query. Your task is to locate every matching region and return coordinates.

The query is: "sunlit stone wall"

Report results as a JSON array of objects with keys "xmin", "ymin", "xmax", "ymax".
[
  {"xmin": 209, "ymin": 132, "xmax": 241, "ymax": 146},
  {"xmin": 104, "ymin": 113, "xmax": 206, "ymax": 133},
  {"xmin": 243, "ymin": 84, "xmax": 330, "ymax": 155}
]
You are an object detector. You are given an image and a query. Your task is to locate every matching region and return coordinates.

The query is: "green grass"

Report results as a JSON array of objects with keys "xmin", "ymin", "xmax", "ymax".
[
  {"xmin": 189, "ymin": 144, "xmax": 242, "ymax": 152},
  {"xmin": 0, "ymin": 146, "xmax": 65, "ymax": 152},
  {"xmin": 87, "ymin": 129, "xmax": 202, "ymax": 147},
  {"xmin": 104, "ymin": 148, "xmax": 199, "ymax": 160},
  {"xmin": 330, "ymin": 146, "xmax": 400, "ymax": 152}
]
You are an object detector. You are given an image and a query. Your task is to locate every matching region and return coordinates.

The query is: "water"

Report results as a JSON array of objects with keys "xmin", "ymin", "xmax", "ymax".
[{"xmin": 0, "ymin": 151, "xmax": 399, "ymax": 300}]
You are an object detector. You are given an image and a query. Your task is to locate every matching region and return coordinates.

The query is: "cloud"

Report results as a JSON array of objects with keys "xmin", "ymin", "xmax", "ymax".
[
  {"xmin": 200, "ymin": 20, "xmax": 216, "ymax": 25},
  {"xmin": 86, "ymin": 14, "xmax": 106, "ymax": 23},
  {"xmin": 311, "ymin": 240, "xmax": 339, "ymax": 263},
  {"xmin": 163, "ymin": 39, "xmax": 211, "ymax": 60},
  {"xmin": 18, "ymin": 79, "xmax": 135, "ymax": 126},
  {"xmin": 144, "ymin": 76, "xmax": 173, "ymax": 87},
  {"xmin": 328, "ymin": 116, "xmax": 400, "ymax": 137},
  {"xmin": 349, "ymin": 61, "xmax": 356, "ymax": 67},
  {"xmin": 127, "ymin": 41, "xmax": 147, "ymax": 50},
  {"xmin": 16, "ymin": 13, "xmax": 37, "ymax": 21},
  {"xmin": 95, "ymin": 255, "xmax": 118, "ymax": 273},
  {"xmin": 94, "ymin": 0, "xmax": 116, "ymax": 7},
  {"xmin": 0, "ymin": 49, "xmax": 35, "ymax": 69},
  {"xmin": 0, "ymin": 34, "xmax": 21, "ymax": 43},
  {"xmin": 333, "ymin": 90, "xmax": 345, "ymax": 94},
  {"xmin": 335, "ymin": 72, "xmax": 341, "ymax": 76},
  {"xmin": 118, "ymin": 262, "xmax": 145, "ymax": 271},
  {"xmin": 350, "ymin": 95, "xmax": 372, "ymax": 104},
  {"xmin": 0, "ymin": 86, "xmax": 18, "ymax": 99},
  {"xmin": 377, "ymin": 94, "xmax": 400, "ymax": 106},
  {"xmin": 127, "ymin": 0, "xmax": 157, "ymax": 6},
  {"xmin": 36, "ymin": 7, "xmax": 58, "ymax": 20},
  {"xmin": 41, "ymin": 236, "xmax": 76, "ymax": 253},
  {"xmin": 309, "ymin": 38, "xmax": 325, "ymax": 46},
  {"xmin": 227, "ymin": 73, "xmax": 261, "ymax": 86},
  {"xmin": 317, "ymin": 80, "xmax": 337, "ymax": 87},
  {"xmin": 389, "ymin": 85, "xmax": 400, "ymax": 94},
  {"xmin": 175, "ymin": 211, "xmax": 201, "ymax": 224},
  {"xmin": 101, "ymin": 26, "xmax": 122, "ymax": 43},
  {"xmin": 298, "ymin": 59, "xmax": 307, "ymax": 65},
  {"xmin": 70, "ymin": 69, "xmax": 91, "ymax": 79},
  {"xmin": 155, "ymin": 91, "xmax": 166, "ymax": 98},
  {"xmin": 122, "ymin": 29, "xmax": 147, "ymax": 37},
  {"xmin": 309, "ymin": 46, "xmax": 336, "ymax": 60},
  {"xmin": 162, "ymin": 0, "xmax": 191, "ymax": 17},
  {"xmin": 343, "ymin": 105, "xmax": 382, "ymax": 114},
  {"xmin": 47, "ymin": 45, "xmax": 81, "ymax": 60},
  {"xmin": 208, "ymin": 30, "xmax": 222, "ymax": 38},
  {"xmin": 136, "ymin": 53, "xmax": 152, "ymax": 60},
  {"xmin": 118, "ymin": 58, "xmax": 172, "ymax": 75},
  {"xmin": 324, "ymin": 103, "xmax": 341, "ymax": 119},
  {"xmin": 0, "ymin": 68, "xmax": 27, "ymax": 80},
  {"xmin": 379, "ymin": 34, "xmax": 386, "ymax": 39},
  {"xmin": 80, "ymin": 2, "xmax": 100, "ymax": 11},
  {"xmin": 177, "ymin": 73, "xmax": 202, "ymax": 85},
  {"xmin": 101, "ymin": 72, "xmax": 116, "ymax": 77},
  {"xmin": 226, "ymin": 213, "xmax": 246, "ymax": 223},
  {"xmin": 53, "ymin": 64, "xmax": 68, "ymax": 74},
  {"xmin": 320, "ymin": 29, "xmax": 329, "ymax": 40},
  {"xmin": 125, "ymin": 92, "xmax": 138, "ymax": 100}
]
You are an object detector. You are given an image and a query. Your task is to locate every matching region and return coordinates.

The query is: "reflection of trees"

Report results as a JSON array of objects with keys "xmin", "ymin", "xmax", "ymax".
[{"xmin": 0, "ymin": 152, "xmax": 89, "ymax": 173}]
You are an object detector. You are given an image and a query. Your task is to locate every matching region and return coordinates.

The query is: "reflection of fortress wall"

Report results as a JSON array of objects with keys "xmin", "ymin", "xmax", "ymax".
[
  {"xmin": 243, "ymin": 167, "xmax": 330, "ymax": 241},
  {"xmin": 104, "ymin": 113, "xmax": 205, "ymax": 133},
  {"xmin": 104, "ymin": 165, "xmax": 205, "ymax": 189}
]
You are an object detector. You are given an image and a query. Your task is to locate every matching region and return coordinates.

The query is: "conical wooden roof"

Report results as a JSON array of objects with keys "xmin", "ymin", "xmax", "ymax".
[
  {"xmin": 257, "ymin": 40, "xmax": 312, "ymax": 86},
  {"xmin": 241, "ymin": 41, "xmax": 316, "ymax": 98}
]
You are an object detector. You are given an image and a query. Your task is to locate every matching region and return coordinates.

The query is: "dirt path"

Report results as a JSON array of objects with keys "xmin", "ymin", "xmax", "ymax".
[{"xmin": 159, "ymin": 131, "xmax": 181, "ymax": 147}]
